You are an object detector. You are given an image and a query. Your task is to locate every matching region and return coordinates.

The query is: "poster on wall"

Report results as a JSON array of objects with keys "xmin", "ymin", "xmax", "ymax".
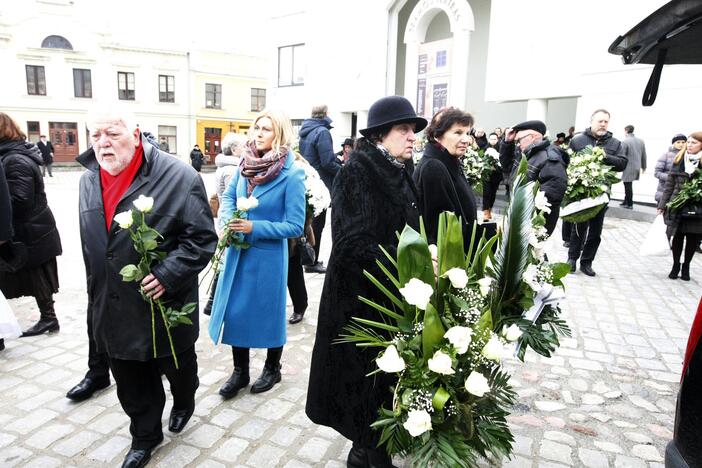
[{"xmin": 416, "ymin": 38, "xmax": 452, "ymax": 119}]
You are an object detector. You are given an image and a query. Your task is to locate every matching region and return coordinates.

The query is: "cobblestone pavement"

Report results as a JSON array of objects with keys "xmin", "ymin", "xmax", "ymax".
[{"xmin": 1, "ymin": 170, "xmax": 700, "ymax": 467}]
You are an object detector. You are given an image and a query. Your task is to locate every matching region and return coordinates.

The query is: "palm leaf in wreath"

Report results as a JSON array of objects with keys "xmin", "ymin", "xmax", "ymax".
[{"xmin": 490, "ymin": 156, "xmax": 534, "ymax": 326}]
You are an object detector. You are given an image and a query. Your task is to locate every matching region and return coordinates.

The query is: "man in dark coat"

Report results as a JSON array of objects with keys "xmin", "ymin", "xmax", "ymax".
[
  {"xmin": 189, "ymin": 145, "xmax": 204, "ymax": 172},
  {"xmin": 36, "ymin": 134, "xmax": 54, "ymax": 177},
  {"xmin": 298, "ymin": 104, "xmax": 341, "ymax": 273},
  {"xmin": 567, "ymin": 109, "xmax": 628, "ymax": 276},
  {"xmin": 620, "ymin": 124, "xmax": 648, "ymax": 208},
  {"xmin": 500, "ymin": 120, "xmax": 569, "ymax": 236},
  {"xmin": 73, "ymin": 113, "xmax": 216, "ymax": 468}
]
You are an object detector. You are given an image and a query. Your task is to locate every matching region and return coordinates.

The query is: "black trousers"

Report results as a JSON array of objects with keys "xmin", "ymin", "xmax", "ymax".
[
  {"xmin": 109, "ymin": 346, "xmax": 198, "ymax": 449},
  {"xmin": 86, "ymin": 306, "xmax": 110, "ymax": 381},
  {"xmin": 544, "ymin": 203, "xmax": 561, "ymax": 237},
  {"xmin": 287, "ymin": 246, "xmax": 307, "ymax": 314},
  {"xmin": 482, "ymin": 172, "xmax": 502, "ymax": 210},
  {"xmin": 311, "ymin": 209, "xmax": 327, "ymax": 263},
  {"xmin": 568, "ymin": 207, "xmax": 607, "ymax": 264},
  {"xmin": 623, "ymin": 182, "xmax": 634, "ymax": 206},
  {"xmin": 562, "ymin": 221, "xmax": 573, "ymax": 243}
]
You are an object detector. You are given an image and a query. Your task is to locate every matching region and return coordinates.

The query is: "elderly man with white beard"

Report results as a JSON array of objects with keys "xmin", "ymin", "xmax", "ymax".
[{"xmin": 73, "ymin": 111, "xmax": 216, "ymax": 468}]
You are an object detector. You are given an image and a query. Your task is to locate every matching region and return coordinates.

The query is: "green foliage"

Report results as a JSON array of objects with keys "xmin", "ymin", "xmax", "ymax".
[
  {"xmin": 397, "ymin": 225, "xmax": 434, "ymax": 291},
  {"xmin": 561, "ymin": 204, "xmax": 606, "ymax": 223},
  {"xmin": 422, "ymin": 303, "xmax": 445, "ymax": 357},
  {"xmin": 667, "ymin": 168, "xmax": 702, "ymax": 210}
]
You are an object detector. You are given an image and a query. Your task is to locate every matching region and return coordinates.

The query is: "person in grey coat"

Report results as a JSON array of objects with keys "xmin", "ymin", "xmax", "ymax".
[
  {"xmin": 655, "ymin": 134, "xmax": 686, "ymax": 202},
  {"xmin": 620, "ymin": 125, "xmax": 647, "ymax": 208}
]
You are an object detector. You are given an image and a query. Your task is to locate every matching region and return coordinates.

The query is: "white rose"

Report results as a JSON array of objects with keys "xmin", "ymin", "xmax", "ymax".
[
  {"xmin": 465, "ymin": 371, "xmax": 491, "ymax": 397},
  {"xmin": 403, "ymin": 409, "xmax": 432, "ymax": 437},
  {"xmin": 485, "ymin": 147, "xmax": 499, "ymax": 160},
  {"xmin": 444, "ymin": 267, "xmax": 469, "ymax": 289},
  {"xmin": 427, "ymin": 350, "xmax": 455, "ymax": 375},
  {"xmin": 237, "ymin": 196, "xmax": 259, "ymax": 212},
  {"xmin": 481, "ymin": 334, "xmax": 504, "ymax": 361},
  {"xmin": 132, "ymin": 195, "xmax": 154, "ymax": 213},
  {"xmin": 444, "ymin": 326, "xmax": 472, "ymax": 354},
  {"xmin": 114, "ymin": 210, "xmax": 133, "ymax": 229},
  {"xmin": 428, "ymin": 244, "xmax": 438, "ymax": 260},
  {"xmin": 522, "ymin": 263, "xmax": 541, "ymax": 291},
  {"xmin": 399, "ymin": 278, "xmax": 434, "ymax": 310},
  {"xmin": 376, "ymin": 345, "xmax": 405, "ymax": 373},
  {"xmin": 477, "ymin": 277, "xmax": 492, "ymax": 296},
  {"xmin": 534, "ymin": 191, "xmax": 551, "ymax": 214},
  {"xmin": 503, "ymin": 324, "xmax": 523, "ymax": 342}
]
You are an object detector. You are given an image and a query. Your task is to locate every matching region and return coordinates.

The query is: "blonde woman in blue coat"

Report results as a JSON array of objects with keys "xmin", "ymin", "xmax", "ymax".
[{"xmin": 209, "ymin": 110, "xmax": 306, "ymax": 398}]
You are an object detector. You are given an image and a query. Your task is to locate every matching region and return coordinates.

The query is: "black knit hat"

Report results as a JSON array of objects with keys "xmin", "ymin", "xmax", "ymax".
[
  {"xmin": 512, "ymin": 120, "xmax": 547, "ymax": 135},
  {"xmin": 360, "ymin": 96, "xmax": 428, "ymax": 137},
  {"xmin": 341, "ymin": 138, "xmax": 354, "ymax": 147},
  {"xmin": 672, "ymin": 133, "xmax": 687, "ymax": 144}
]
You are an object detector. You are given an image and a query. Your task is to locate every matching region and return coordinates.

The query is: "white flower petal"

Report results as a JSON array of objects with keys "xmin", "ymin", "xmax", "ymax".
[
  {"xmin": 399, "ymin": 278, "xmax": 434, "ymax": 310},
  {"xmin": 114, "ymin": 210, "xmax": 133, "ymax": 229},
  {"xmin": 132, "ymin": 195, "xmax": 154, "ymax": 213},
  {"xmin": 444, "ymin": 268, "xmax": 469, "ymax": 289},
  {"xmin": 403, "ymin": 410, "xmax": 432, "ymax": 437},
  {"xmin": 444, "ymin": 326, "xmax": 472, "ymax": 354},
  {"xmin": 481, "ymin": 334, "xmax": 504, "ymax": 361},
  {"xmin": 465, "ymin": 371, "xmax": 491, "ymax": 397},
  {"xmin": 427, "ymin": 351, "xmax": 455, "ymax": 375},
  {"xmin": 376, "ymin": 345, "xmax": 405, "ymax": 373}
]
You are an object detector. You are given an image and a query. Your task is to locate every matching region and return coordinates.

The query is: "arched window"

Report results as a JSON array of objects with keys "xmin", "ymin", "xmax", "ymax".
[{"xmin": 41, "ymin": 35, "xmax": 73, "ymax": 50}]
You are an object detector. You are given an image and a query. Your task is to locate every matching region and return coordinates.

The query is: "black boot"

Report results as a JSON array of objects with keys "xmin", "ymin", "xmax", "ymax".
[
  {"xmin": 22, "ymin": 298, "xmax": 59, "ymax": 337},
  {"xmin": 681, "ymin": 263, "xmax": 691, "ymax": 281},
  {"xmin": 251, "ymin": 346, "xmax": 282, "ymax": 394},
  {"xmin": 669, "ymin": 262, "xmax": 681, "ymax": 279},
  {"xmin": 567, "ymin": 258, "xmax": 576, "ymax": 273},
  {"xmin": 219, "ymin": 347, "xmax": 249, "ymax": 399},
  {"xmin": 0, "ymin": 339, "xmax": 4, "ymax": 351},
  {"xmin": 580, "ymin": 262, "xmax": 596, "ymax": 277},
  {"xmin": 203, "ymin": 273, "xmax": 219, "ymax": 316}
]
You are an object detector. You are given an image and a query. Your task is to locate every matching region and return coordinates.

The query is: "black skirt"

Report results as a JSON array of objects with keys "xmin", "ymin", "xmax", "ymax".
[{"xmin": 0, "ymin": 258, "xmax": 59, "ymax": 300}]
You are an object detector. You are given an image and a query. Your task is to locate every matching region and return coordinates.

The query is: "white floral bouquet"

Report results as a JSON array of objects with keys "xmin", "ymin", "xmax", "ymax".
[
  {"xmin": 461, "ymin": 147, "xmax": 486, "ymax": 187},
  {"xmin": 339, "ymin": 161, "xmax": 570, "ymax": 467},
  {"xmin": 560, "ymin": 145, "xmax": 620, "ymax": 223},
  {"xmin": 298, "ymin": 162, "xmax": 331, "ymax": 217}
]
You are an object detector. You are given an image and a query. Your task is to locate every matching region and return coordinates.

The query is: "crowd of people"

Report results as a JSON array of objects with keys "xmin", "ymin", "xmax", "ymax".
[{"xmin": 0, "ymin": 95, "xmax": 700, "ymax": 467}]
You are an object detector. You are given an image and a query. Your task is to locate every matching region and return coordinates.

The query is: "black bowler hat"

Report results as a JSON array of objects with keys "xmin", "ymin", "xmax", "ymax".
[
  {"xmin": 341, "ymin": 138, "xmax": 354, "ymax": 147},
  {"xmin": 512, "ymin": 120, "xmax": 547, "ymax": 135},
  {"xmin": 360, "ymin": 96, "xmax": 428, "ymax": 137}
]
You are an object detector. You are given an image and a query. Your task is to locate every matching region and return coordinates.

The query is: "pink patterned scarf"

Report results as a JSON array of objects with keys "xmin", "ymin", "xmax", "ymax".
[{"xmin": 240, "ymin": 140, "xmax": 289, "ymax": 195}]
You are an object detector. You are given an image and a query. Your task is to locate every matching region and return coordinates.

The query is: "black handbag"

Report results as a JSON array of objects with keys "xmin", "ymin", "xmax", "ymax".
[
  {"xmin": 298, "ymin": 237, "xmax": 316, "ymax": 267},
  {"xmin": 0, "ymin": 241, "xmax": 28, "ymax": 273},
  {"xmin": 680, "ymin": 203, "xmax": 702, "ymax": 219}
]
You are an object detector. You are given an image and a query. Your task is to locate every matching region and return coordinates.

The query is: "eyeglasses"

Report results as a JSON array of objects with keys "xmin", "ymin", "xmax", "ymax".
[{"xmin": 515, "ymin": 133, "xmax": 534, "ymax": 144}]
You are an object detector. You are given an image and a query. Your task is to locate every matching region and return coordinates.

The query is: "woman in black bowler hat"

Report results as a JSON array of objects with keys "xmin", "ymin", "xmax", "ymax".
[{"xmin": 306, "ymin": 96, "xmax": 426, "ymax": 468}]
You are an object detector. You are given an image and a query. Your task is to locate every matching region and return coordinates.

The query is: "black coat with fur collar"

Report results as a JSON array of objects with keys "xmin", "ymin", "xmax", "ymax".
[{"xmin": 306, "ymin": 141, "xmax": 419, "ymax": 445}]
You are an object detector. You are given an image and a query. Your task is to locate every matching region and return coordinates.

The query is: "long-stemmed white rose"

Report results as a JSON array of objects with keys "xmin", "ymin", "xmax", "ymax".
[
  {"xmin": 427, "ymin": 350, "xmax": 455, "ymax": 375},
  {"xmin": 403, "ymin": 409, "xmax": 432, "ymax": 437},
  {"xmin": 444, "ymin": 326, "xmax": 472, "ymax": 354},
  {"xmin": 465, "ymin": 371, "xmax": 491, "ymax": 397},
  {"xmin": 444, "ymin": 267, "xmax": 469, "ymax": 289},
  {"xmin": 477, "ymin": 277, "xmax": 492, "ymax": 297},
  {"xmin": 133, "ymin": 195, "xmax": 154, "ymax": 213},
  {"xmin": 114, "ymin": 210, "xmax": 133, "ymax": 229},
  {"xmin": 503, "ymin": 324, "xmax": 523, "ymax": 342},
  {"xmin": 399, "ymin": 278, "xmax": 433, "ymax": 310},
  {"xmin": 376, "ymin": 345, "xmax": 406, "ymax": 373}
]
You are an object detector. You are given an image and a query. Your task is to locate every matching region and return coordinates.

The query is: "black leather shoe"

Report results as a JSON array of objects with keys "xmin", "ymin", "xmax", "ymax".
[
  {"xmin": 250, "ymin": 365, "xmax": 281, "ymax": 394},
  {"xmin": 168, "ymin": 403, "xmax": 194, "ymax": 433},
  {"xmin": 347, "ymin": 445, "xmax": 368, "ymax": 468},
  {"xmin": 304, "ymin": 262, "xmax": 326, "ymax": 274},
  {"xmin": 21, "ymin": 318, "xmax": 59, "ymax": 337},
  {"xmin": 623, "ymin": 205, "xmax": 633, "ymax": 210},
  {"xmin": 681, "ymin": 263, "xmax": 691, "ymax": 281},
  {"xmin": 580, "ymin": 263, "xmax": 596, "ymax": 277},
  {"xmin": 567, "ymin": 259, "xmax": 576, "ymax": 273},
  {"xmin": 288, "ymin": 312, "xmax": 305, "ymax": 324},
  {"xmin": 66, "ymin": 377, "xmax": 110, "ymax": 401},
  {"xmin": 219, "ymin": 368, "xmax": 249, "ymax": 399},
  {"xmin": 669, "ymin": 263, "xmax": 680, "ymax": 279},
  {"xmin": 121, "ymin": 448, "xmax": 152, "ymax": 468}
]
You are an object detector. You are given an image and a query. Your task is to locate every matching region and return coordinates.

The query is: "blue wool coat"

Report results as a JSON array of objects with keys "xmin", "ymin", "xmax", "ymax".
[{"xmin": 208, "ymin": 153, "xmax": 305, "ymax": 348}]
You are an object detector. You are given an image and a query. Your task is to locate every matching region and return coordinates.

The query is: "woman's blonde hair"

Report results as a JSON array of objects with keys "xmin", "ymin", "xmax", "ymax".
[
  {"xmin": 251, "ymin": 109, "xmax": 295, "ymax": 155},
  {"xmin": 674, "ymin": 131, "xmax": 702, "ymax": 164}
]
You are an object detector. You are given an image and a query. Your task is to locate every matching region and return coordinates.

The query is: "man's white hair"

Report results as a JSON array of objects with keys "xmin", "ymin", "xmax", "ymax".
[{"xmin": 86, "ymin": 106, "xmax": 139, "ymax": 132}]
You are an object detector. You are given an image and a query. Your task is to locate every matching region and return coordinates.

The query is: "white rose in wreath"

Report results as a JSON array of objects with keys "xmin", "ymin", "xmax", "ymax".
[
  {"xmin": 399, "ymin": 278, "xmax": 434, "ymax": 310},
  {"xmin": 403, "ymin": 409, "xmax": 432, "ymax": 437},
  {"xmin": 376, "ymin": 345, "xmax": 405, "ymax": 373},
  {"xmin": 427, "ymin": 350, "xmax": 455, "ymax": 375},
  {"xmin": 465, "ymin": 371, "xmax": 491, "ymax": 397}
]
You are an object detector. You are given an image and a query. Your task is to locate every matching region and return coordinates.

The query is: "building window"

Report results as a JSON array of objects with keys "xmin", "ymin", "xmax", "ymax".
[
  {"xmin": 418, "ymin": 54, "xmax": 428, "ymax": 75},
  {"xmin": 118, "ymin": 72, "xmax": 135, "ymax": 100},
  {"xmin": 73, "ymin": 68, "xmax": 92, "ymax": 98},
  {"xmin": 278, "ymin": 44, "xmax": 305, "ymax": 87},
  {"xmin": 436, "ymin": 50, "xmax": 447, "ymax": 67},
  {"xmin": 41, "ymin": 35, "xmax": 73, "ymax": 50},
  {"xmin": 417, "ymin": 79, "xmax": 426, "ymax": 116},
  {"xmin": 159, "ymin": 75, "xmax": 175, "ymax": 103},
  {"xmin": 26, "ymin": 65, "xmax": 46, "ymax": 95},
  {"xmin": 205, "ymin": 83, "xmax": 221, "ymax": 109},
  {"xmin": 158, "ymin": 125, "xmax": 177, "ymax": 154},
  {"xmin": 27, "ymin": 121, "xmax": 40, "ymax": 143},
  {"xmin": 251, "ymin": 88, "xmax": 266, "ymax": 112},
  {"xmin": 432, "ymin": 83, "xmax": 448, "ymax": 114}
]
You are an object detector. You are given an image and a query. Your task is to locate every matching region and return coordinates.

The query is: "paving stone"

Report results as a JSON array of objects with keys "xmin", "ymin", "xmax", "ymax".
[
  {"xmin": 512, "ymin": 434, "xmax": 532, "ymax": 455},
  {"xmin": 581, "ymin": 394, "xmax": 605, "ymax": 405},
  {"xmin": 233, "ymin": 418, "xmax": 272, "ymax": 439},
  {"xmin": 614, "ymin": 454, "xmax": 647, "ymax": 467},
  {"xmin": 0, "ymin": 446, "xmax": 33, "ymax": 467},
  {"xmin": 539, "ymin": 440, "xmax": 572, "ymax": 464},
  {"xmin": 501, "ymin": 455, "xmax": 531, "ymax": 467},
  {"xmin": 21, "ymin": 456, "xmax": 64, "ymax": 468},
  {"xmin": 627, "ymin": 395, "xmax": 659, "ymax": 412},
  {"xmin": 568, "ymin": 378, "xmax": 588, "ymax": 392},
  {"xmin": 246, "ymin": 444, "xmax": 285, "ymax": 467},
  {"xmin": 184, "ymin": 424, "xmax": 226, "ymax": 449},
  {"xmin": 270, "ymin": 425, "xmax": 303, "ymax": 447},
  {"xmin": 90, "ymin": 412, "xmax": 128, "ymax": 434},
  {"xmin": 631, "ymin": 444, "xmax": 662, "ymax": 461},
  {"xmin": 594, "ymin": 440, "xmax": 624, "ymax": 453},
  {"xmin": 297, "ymin": 437, "xmax": 332, "ymax": 463},
  {"xmin": 52, "ymin": 430, "xmax": 102, "ymax": 457},
  {"xmin": 589, "ymin": 413, "xmax": 611, "ymax": 423},
  {"xmin": 210, "ymin": 408, "xmax": 243, "ymax": 428},
  {"xmin": 211, "ymin": 437, "xmax": 249, "ymax": 461},
  {"xmin": 4, "ymin": 408, "xmax": 59, "ymax": 435},
  {"xmin": 534, "ymin": 401, "xmax": 566, "ymax": 412},
  {"xmin": 578, "ymin": 448, "xmax": 609, "ymax": 468},
  {"xmin": 155, "ymin": 444, "xmax": 200, "ymax": 467},
  {"xmin": 544, "ymin": 431, "xmax": 576, "ymax": 446},
  {"xmin": 86, "ymin": 435, "xmax": 131, "ymax": 463},
  {"xmin": 25, "ymin": 423, "xmax": 74, "ymax": 448}
]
